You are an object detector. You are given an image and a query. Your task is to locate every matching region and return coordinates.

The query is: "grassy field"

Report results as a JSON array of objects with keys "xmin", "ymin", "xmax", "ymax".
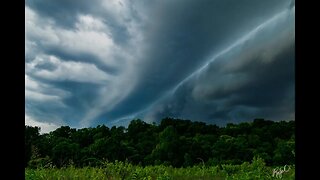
[{"xmin": 25, "ymin": 158, "xmax": 295, "ymax": 180}]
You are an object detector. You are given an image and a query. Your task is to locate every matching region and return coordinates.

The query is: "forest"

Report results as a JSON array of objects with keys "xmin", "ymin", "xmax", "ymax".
[{"xmin": 25, "ymin": 117, "xmax": 295, "ymax": 169}]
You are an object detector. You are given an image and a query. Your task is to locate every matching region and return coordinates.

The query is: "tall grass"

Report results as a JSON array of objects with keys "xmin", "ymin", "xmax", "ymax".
[{"xmin": 25, "ymin": 158, "xmax": 295, "ymax": 180}]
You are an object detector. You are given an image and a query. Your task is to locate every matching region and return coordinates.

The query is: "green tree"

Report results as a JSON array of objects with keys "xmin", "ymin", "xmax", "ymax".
[
  {"xmin": 151, "ymin": 126, "xmax": 182, "ymax": 166},
  {"xmin": 51, "ymin": 139, "xmax": 80, "ymax": 167},
  {"xmin": 25, "ymin": 125, "xmax": 40, "ymax": 167},
  {"xmin": 273, "ymin": 137, "xmax": 295, "ymax": 165}
]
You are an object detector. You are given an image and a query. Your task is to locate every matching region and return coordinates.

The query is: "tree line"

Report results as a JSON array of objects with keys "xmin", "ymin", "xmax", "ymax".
[{"xmin": 25, "ymin": 118, "xmax": 295, "ymax": 168}]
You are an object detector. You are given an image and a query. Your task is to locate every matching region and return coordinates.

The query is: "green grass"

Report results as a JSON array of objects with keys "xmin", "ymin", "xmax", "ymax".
[{"xmin": 25, "ymin": 158, "xmax": 295, "ymax": 180}]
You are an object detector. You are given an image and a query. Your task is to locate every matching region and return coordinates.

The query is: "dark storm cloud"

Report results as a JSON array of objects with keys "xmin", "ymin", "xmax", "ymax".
[
  {"xmin": 141, "ymin": 5, "xmax": 295, "ymax": 125},
  {"xmin": 25, "ymin": 0, "xmax": 295, "ymax": 131},
  {"xmin": 97, "ymin": 0, "xmax": 294, "ymax": 124}
]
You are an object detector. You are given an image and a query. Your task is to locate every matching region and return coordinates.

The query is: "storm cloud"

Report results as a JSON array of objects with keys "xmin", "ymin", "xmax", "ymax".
[{"xmin": 25, "ymin": 0, "xmax": 295, "ymax": 132}]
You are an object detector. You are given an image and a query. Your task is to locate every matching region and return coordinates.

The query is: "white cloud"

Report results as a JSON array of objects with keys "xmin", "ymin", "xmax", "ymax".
[
  {"xmin": 26, "ymin": 7, "xmax": 60, "ymax": 47},
  {"xmin": 26, "ymin": 75, "xmax": 70, "ymax": 95},
  {"xmin": 25, "ymin": 74, "xmax": 40, "ymax": 90},
  {"xmin": 25, "ymin": 115, "xmax": 61, "ymax": 134},
  {"xmin": 25, "ymin": 75, "xmax": 70, "ymax": 104},
  {"xmin": 25, "ymin": 6, "xmax": 123, "ymax": 68},
  {"xmin": 28, "ymin": 55, "xmax": 112, "ymax": 84},
  {"xmin": 101, "ymin": 0, "xmax": 131, "ymax": 24},
  {"xmin": 25, "ymin": 5, "xmax": 143, "ymax": 127},
  {"xmin": 76, "ymin": 14, "xmax": 111, "ymax": 33},
  {"xmin": 26, "ymin": 90, "xmax": 61, "ymax": 102}
]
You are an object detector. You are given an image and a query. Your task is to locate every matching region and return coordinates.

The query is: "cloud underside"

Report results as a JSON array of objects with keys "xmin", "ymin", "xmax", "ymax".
[
  {"xmin": 141, "ymin": 7, "xmax": 295, "ymax": 125},
  {"xmin": 25, "ymin": 0, "xmax": 295, "ymax": 131}
]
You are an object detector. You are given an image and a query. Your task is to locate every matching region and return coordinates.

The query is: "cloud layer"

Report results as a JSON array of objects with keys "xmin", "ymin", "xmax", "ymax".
[{"xmin": 25, "ymin": 0, "xmax": 295, "ymax": 132}]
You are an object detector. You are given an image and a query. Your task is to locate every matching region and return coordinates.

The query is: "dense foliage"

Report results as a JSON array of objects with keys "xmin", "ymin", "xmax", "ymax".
[{"xmin": 25, "ymin": 118, "xmax": 295, "ymax": 168}]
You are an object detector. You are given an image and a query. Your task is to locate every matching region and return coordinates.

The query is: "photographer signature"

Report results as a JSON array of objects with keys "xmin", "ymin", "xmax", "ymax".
[{"xmin": 272, "ymin": 165, "xmax": 291, "ymax": 179}]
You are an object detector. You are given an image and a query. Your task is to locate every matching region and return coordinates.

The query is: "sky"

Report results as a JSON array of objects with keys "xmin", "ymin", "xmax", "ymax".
[{"xmin": 25, "ymin": 0, "xmax": 295, "ymax": 133}]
